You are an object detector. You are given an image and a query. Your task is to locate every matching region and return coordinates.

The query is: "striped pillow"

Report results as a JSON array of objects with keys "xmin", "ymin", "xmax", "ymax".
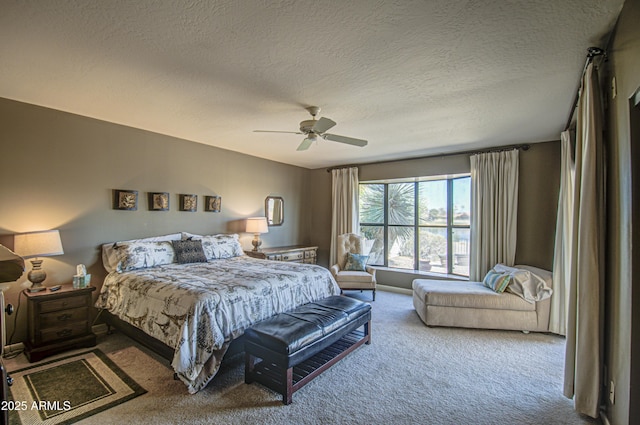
[{"xmin": 483, "ymin": 270, "xmax": 512, "ymax": 293}]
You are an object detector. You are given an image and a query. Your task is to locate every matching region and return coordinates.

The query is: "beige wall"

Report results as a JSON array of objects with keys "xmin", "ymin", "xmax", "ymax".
[
  {"xmin": 603, "ymin": 0, "xmax": 640, "ymax": 423},
  {"xmin": 0, "ymin": 97, "xmax": 311, "ymax": 343},
  {"xmin": 309, "ymin": 141, "xmax": 560, "ymax": 289}
]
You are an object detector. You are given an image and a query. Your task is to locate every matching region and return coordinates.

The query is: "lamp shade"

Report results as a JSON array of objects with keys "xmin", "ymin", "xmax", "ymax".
[
  {"xmin": 245, "ymin": 217, "xmax": 269, "ymax": 234},
  {"xmin": 14, "ymin": 230, "xmax": 64, "ymax": 258}
]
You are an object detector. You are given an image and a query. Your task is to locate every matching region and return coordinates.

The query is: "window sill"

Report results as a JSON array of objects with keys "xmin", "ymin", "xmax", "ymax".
[{"xmin": 371, "ymin": 266, "xmax": 469, "ymax": 281}]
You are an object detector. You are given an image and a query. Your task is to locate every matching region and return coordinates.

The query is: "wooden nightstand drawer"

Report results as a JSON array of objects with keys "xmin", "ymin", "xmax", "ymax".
[
  {"xmin": 24, "ymin": 285, "xmax": 96, "ymax": 362},
  {"xmin": 40, "ymin": 307, "xmax": 88, "ymax": 329},
  {"xmin": 245, "ymin": 245, "xmax": 318, "ymax": 264},
  {"xmin": 282, "ymin": 251, "xmax": 304, "ymax": 261},
  {"xmin": 39, "ymin": 295, "xmax": 88, "ymax": 313},
  {"xmin": 39, "ymin": 322, "xmax": 88, "ymax": 344}
]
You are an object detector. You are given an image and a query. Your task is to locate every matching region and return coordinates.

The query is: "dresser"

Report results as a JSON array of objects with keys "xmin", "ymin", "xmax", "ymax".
[
  {"xmin": 245, "ymin": 245, "xmax": 318, "ymax": 264},
  {"xmin": 24, "ymin": 285, "xmax": 96, "ymax": 362}
]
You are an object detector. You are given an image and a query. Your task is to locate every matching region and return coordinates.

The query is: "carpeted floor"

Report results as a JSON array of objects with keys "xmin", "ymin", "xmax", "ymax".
[{"xmin": 5, "ymin": 289, "xmax": 598, "ymax": 424}]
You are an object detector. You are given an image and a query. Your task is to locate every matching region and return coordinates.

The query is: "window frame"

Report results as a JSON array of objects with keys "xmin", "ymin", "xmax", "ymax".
[{"xmin": 359, "ymin": 175, "xmax": 471, "ymax": 277}]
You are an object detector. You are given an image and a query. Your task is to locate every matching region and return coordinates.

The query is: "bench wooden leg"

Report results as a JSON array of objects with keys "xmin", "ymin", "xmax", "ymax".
[
  {"xmin": 284, "ymin": 367, "xmax": 293, "ymax": 405},
  {"xmin": 245, "ymin": 353, "xmax": 255, "ymax": 384},
  {"xmin": 365, "ymin": 320, "xmax": 372, "ymax": 345}
]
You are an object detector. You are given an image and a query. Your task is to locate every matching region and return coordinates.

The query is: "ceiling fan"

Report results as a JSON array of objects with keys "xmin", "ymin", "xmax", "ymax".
[{"xmin": 254, "ymin": 106, "xmax": 368, "ymax": 151}]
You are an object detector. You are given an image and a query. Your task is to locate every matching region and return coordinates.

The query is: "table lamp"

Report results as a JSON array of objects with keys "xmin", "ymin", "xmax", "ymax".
[
  {"xmin": 245, "ymin": 217, "xmax": 269, "ymax": 252},
  {"xmin": 14, "ymin": 230, "xmax": 64, "ymax": 292}
]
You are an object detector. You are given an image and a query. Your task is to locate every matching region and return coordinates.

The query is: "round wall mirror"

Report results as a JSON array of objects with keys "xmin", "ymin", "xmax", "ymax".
[{"xmin": 265, "ymin": 196, "xmax": 284, "ymax": 226}]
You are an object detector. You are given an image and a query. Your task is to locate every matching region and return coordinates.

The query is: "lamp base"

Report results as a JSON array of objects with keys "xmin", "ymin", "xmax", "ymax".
[
  {"xmin": 27, "ymin": 259, "xmax": 47, "ymax": 292},
  {"xmin": 28, "ymin": 285, "xmax": 46, "ymax": 293},
  {"xmin": 251, "ymin": 234, "xmax": 263, "ymax": 252}
]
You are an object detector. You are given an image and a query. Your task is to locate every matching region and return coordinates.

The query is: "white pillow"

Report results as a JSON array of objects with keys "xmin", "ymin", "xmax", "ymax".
[
  {"xmin": 189, "ymin": 234, "xmax": 244, "ymax": 260},
  {"xmin": 113, "ymin": 241, "xmax": 177, "ymax": 272},
  {"xmin": 102, "ymin": 233, "xmax": 182, "ymax": 272},
  {"xmin": 493, "ymin": 264, "xmax": 553, "ymax": 303}
]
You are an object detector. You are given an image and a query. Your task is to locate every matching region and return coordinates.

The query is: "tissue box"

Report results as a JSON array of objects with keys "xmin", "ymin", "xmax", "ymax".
[{"xmin": 72, "ymin": 274, "xmax": 91, "ymax": 289}]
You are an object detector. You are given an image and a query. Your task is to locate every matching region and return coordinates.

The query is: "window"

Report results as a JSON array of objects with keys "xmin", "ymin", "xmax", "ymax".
[{"xmin": 359, "ymin": 175, "xmax": 471, "ymax": 277}]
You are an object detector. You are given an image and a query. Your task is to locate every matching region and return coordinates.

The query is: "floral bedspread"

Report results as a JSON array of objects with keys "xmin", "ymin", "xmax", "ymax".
[{"xmin": 95, "ymin": 256, "xmax": 340, "ymax": 393}]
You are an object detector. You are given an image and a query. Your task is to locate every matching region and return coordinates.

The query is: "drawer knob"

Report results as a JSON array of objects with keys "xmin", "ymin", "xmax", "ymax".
[
  {"xmin": 57, "ymin": 313, "xmax": 72, "ymax": 321},
  {"xmin": 57, "ymin": 329, "xmax": 72, "ymax": 338}
]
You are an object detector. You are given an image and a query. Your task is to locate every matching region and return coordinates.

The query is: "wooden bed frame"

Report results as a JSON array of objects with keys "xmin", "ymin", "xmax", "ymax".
[{"xmin": 101, "ymin": 310, "xmax": 246, "ymax": 364}]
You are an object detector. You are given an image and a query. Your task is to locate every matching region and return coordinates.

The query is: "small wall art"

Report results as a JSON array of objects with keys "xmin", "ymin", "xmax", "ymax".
[
  {"xmin": 113, "ymin": 189, "xmax": 138, "ymax": 211},
  {"xmin": 205, "ymin": 196, "xmax": 222, "ymax": 212},
  {"xmin": 149, "ymin": 192, "xmax": 169, "ymax": 211},
  {"xmin": 180, "ymin": 194, "xmax": 198, "ymax": 212}
]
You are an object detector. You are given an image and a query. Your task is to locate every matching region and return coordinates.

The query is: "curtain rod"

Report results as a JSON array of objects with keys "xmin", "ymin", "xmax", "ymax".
[
  {"xmin": 564, "ymin": 46, "xmax": 606, "ymax": 131},
  {"xmin": 325, "ymin": 143, "xmax": 530, "ymax": 173}
]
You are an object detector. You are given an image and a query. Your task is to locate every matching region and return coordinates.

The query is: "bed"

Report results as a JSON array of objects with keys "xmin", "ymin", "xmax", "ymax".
[{"xmin": 95, "ymin": 232, "xmax": 340, "ymax": 394}]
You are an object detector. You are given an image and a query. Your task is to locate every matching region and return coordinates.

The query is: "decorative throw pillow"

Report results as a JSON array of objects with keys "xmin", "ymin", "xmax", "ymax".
[
  {"xmin": 482, "ymin": 269, "xmax": 512, "ymax": 293},
  {"xmin": 172, "ymin": 239, "xmax": 207, "ymax": 264},
  {"xmin": 344, "ymin": 253, "xmax": 369, "ymax": 271},
  {"xmin": 198, "ymin": 234, "xmax": 244, "ymax": 260},
  {"xmin": 114, "ymin": 241, "xmax": 177, "ymax": 272}
]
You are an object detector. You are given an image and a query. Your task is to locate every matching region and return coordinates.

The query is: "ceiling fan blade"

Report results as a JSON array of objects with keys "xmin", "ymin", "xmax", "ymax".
[
  {"xmin": 323, "ymin": 133, "xmax": 368, "ymax": 147},
  {"xmin": 312, "ymin": 117, "xmax": 336, "ymax": 134},
  {"xmin": 297, "ymin": 137, "xmax": 314, "ymax": 151},
  {"xmin": 253, "ymin": 130, "xmax": 303, "ymax": 134}
]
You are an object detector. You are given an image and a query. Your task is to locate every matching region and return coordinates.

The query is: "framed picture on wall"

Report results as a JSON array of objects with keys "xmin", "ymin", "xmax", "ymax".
[
  {"xmin": 149, "ymin": 192, "xmax": 169, "ymax": 211},
  {"xmin": 204, "ymin": 196, "xmax": 221, "ymax": 212},
  {"xmin": 180, "ymin": 194, "xmax": 198, "ymax": 212},
  {"xmin": 113, "ymin": 189, "xmax": 138, "ymax": 210}
]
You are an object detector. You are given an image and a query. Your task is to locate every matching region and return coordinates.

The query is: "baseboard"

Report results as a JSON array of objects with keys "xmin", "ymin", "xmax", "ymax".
[
  {"xmin": 377, "ymin": 284, "xmax": 412, "ymax": 296},
  {"xmin": 3, "ymin": 342, "xmax": 24, "ymax": 358}
]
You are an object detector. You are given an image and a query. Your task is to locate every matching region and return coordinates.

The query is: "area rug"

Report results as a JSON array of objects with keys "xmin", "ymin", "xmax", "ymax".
[{"xmin": 8, "ymin": 349, "xmax": 146, "ymax": 425}]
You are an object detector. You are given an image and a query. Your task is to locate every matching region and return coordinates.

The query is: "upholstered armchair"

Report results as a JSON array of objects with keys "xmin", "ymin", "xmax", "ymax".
[{"xmin": 330, "ymin": 233, "xmax": 376, "ymax": 301}]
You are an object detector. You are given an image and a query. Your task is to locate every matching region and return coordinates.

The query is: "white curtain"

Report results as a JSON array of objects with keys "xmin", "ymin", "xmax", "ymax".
[
  {"xmin": 563, "ymin": 62, "xmax": 605, "ymax": 419},
  {"xmin": 330, "ymin": 167, "xmax": 359, "ymax": 266},
  {"xmin": 549, "ymin": 131, "xmax": 575, "ymax": 336},
  {"xmin": 469, "ymin": 149, "xmax": 519, "ymax": 281}
]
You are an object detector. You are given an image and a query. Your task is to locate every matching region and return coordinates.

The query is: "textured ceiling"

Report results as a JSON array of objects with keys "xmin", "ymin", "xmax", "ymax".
[{"xmin": 0, "ymin": 0, "xmax": 624, "ymax": 169}]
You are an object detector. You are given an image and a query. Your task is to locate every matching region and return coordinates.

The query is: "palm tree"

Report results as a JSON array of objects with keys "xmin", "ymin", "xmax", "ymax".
[{"xmin": 359, "ymin": 183, "xmax": 415, "ymax": 264}]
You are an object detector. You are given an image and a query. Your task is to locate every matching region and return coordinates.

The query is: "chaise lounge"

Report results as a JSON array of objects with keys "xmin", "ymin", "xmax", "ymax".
[{"xmin": 412, "ymin": 265, "xmax": 553, "ymax": 333}]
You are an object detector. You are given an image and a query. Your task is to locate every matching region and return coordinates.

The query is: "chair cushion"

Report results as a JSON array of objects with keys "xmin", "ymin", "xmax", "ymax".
[
  {"xmin": 412, "ymin": 279, "xmax": 535, "ymax": 312},
  {"xmin": 334, "ymin": 270, "xmax": 375, "ymax": 284}
]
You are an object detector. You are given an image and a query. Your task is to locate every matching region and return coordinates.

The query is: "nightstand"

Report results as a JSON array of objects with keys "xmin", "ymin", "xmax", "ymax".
[
  {"xmin": 24, "ymin": 285, "xmax": 96, "ymax": 362},
  {"xmin": 245, "ymin": 245, "xmax": 318, "ymax": 264}
]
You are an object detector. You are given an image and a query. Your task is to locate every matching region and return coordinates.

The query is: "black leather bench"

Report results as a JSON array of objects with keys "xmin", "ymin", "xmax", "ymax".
[{"xmin": 244, "ymin": 295, "xmax": 371, "ymax": 404}]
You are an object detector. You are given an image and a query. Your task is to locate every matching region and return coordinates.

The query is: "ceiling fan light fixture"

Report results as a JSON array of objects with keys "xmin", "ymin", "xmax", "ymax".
[{"xmin": 254, "ymin": 106, "xmax": 368, "ymax": 151}]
